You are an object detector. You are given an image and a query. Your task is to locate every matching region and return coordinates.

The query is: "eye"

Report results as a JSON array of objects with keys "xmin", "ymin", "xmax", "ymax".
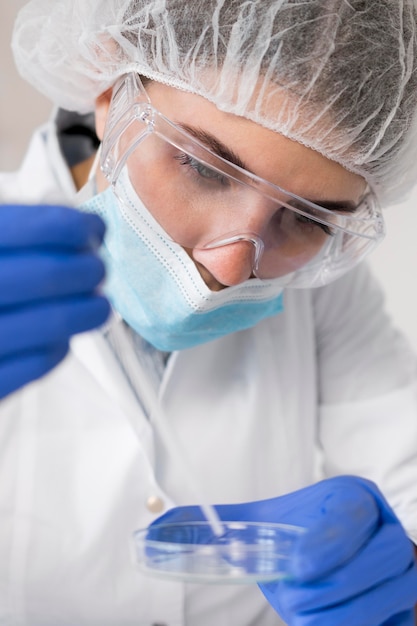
[
  {"xmin": 295, "ymin": 213, "xmax": 334, "ymax": 236},
  {"xmin": 175, "ymin": 153, "xmax": 230, "ymax": 186}
]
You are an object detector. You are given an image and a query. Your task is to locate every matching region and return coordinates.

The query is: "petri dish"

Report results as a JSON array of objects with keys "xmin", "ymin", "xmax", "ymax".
[{"xmin": 132, "ymin": 520, "xmax": 305, "ymax": 583}]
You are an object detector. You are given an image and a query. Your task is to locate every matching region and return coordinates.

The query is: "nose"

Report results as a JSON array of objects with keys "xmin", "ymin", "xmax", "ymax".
[{"xmin": 192, "ymin": 238, "xmax": 260, "ymax": 287}]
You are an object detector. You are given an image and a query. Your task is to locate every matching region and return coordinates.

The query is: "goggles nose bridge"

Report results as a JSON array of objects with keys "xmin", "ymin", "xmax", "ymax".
[{"xmin": 201, "ymin": 232, "xmax": 265, "ymax": 273}]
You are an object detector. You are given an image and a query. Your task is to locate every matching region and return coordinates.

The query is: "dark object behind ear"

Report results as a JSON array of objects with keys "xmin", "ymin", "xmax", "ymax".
[{"xmin": 56, "ymin": 109, "xmax": 100, "ymax": 167}]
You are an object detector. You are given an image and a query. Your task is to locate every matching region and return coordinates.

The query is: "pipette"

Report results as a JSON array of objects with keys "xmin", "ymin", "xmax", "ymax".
[{"xmin": 108, "ymin": 313, "xmax": 225, "ymax": 538}]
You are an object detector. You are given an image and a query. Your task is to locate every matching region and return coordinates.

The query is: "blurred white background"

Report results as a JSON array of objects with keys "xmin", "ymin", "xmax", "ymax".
[
  {"xmin": 0, "ymin": 2, "xmax": 52, "ymax": 171},
  {"xmin": 1, "ymin": 1, "xmax": 417, "ymax": 352}
]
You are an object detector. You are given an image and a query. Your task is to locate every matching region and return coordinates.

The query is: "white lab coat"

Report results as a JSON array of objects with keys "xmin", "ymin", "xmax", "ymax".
[{"xmin": 0, "ymin": 117, "xmax": 416, "ymax": 626}]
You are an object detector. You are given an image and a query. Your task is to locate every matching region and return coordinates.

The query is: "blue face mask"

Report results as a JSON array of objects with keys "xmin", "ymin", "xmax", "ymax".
[{"xmin": 79, "ymin": 169, "xmax": 284, "ymax": 351}]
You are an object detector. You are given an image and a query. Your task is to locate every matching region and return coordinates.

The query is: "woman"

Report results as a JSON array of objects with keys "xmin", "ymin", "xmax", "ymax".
[{"xmin": 1, "ymin": 1, "xmax": 417, "ymax": 624}]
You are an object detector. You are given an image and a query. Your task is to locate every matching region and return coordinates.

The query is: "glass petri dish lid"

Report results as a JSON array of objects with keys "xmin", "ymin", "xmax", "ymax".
[{"xmin": 133, "ymin": 520, "xmax": 305, "ymax": 584}]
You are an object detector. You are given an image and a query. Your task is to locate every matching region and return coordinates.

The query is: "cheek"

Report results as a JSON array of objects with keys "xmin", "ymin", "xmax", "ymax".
[
  {"xmin": 124, "ymin": 138, "xmax": 214, "ymax": 245},
  {"xmin": 126, "ymin": 144, "xmax": 189, "ymax": 231}
]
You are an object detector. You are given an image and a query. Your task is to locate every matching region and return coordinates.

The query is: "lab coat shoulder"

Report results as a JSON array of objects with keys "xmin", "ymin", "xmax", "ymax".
[
  {"xmin": 311, "ymin": 261, "xmax": 417, "ymax": 402},
  {"xmin": 308, "ymin": 263, "xmax": 417, "ymax": 541}
]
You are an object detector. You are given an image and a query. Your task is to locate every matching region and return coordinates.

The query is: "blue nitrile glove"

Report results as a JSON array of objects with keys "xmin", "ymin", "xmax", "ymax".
[
  {"xmin": 0, "ymin": 204, "xmax": 110, "ymax": 399},
  {"xmin": 152, "ymin": 476, "xmax": 417, "ymax": 625}
]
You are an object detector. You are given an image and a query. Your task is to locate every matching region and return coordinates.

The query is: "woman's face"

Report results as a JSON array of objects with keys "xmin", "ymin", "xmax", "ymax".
[{"xmin": 96, "ymin": 81, "xmax": 367, "ymax": 291}]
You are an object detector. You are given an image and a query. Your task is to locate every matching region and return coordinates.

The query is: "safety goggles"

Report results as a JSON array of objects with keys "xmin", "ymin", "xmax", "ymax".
[{"xmin": 100, "ymin": 73, "xmax": 385, "ymax": 287}]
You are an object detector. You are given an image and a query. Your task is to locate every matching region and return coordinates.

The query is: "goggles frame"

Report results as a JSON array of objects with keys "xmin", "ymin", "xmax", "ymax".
[{"xmin": 100, "ymin": 73, "xmax": 386, "ymax": 286}]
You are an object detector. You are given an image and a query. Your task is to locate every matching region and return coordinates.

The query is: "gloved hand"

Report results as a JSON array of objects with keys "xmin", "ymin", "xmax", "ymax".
[
  {"xmin": 0, "ymin": 204, "xmax": 110, "ymax": 399},
  {"xmin": 152, "ymin": 476, "xmax": 417, "ymax": 625}
]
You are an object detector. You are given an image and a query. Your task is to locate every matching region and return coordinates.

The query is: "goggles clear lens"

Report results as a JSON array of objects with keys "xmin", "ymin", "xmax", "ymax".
[{"xmin": 101, "ymin": 73, "xmax": 385, "ymax": 286}]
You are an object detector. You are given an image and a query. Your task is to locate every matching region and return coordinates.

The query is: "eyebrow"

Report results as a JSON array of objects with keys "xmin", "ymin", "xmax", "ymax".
[
  {"xmin": 177, "ymin": 123, "xmax": 360, "ymax": 213},
  {"xmin": 176, "ymin": 123, "xmax": 251, "ymax": 171},
  {"xmin": 307, "ymin": 200, "xmax": 359, "ymax": 213}
]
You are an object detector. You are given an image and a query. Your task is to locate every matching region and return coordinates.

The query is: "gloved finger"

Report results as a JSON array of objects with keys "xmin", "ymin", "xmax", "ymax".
[
  {"xmin": 289, "ymin": 481, "xmax": 379, "ymax": 581},
  {"xmin": 270, "ymin": 562, "xmax": 417, "ymax": 626},
  {"xmin": 151, "ymin": 477, "xmax": 381, "ymax": 578},
  {"xmin": 0, "ymin": 205, "xmax": 105, "ymax": 251},
  {"xmin": 150, "ymin": 505, "xmax": 207, "ymax": 528},
  {"xmin": 152, "ymin": 477, "xmax": 380, "ymax": 532},
  {"xmin": 153, "ymin": 500, "xmax": 286, "ymax": 529},
  {"xmin": 357, "ymin": 478, "xmax": 405, "ymax": 526},
  {"xmin": 0, "ymin": 342, "xmax": 69, "ymax": 399},
  {"xmin": 146, "ymin": 519, "xmax": 217, "ymax": 544},
  {"xmin": 266, "ymin": 525, "xmax": 415, "ymax": 613},
  {"xmin": 0, "ymin": 295, "xmax": 111, "ymax": 358},
  {"xmin": 0, "ymin": 251, "xmax": 106, "ymax": 306}
]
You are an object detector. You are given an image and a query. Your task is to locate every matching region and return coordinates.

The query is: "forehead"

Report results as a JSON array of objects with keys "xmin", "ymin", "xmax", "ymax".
[{"xmin": 145, "ymin": 81, "xmax": 367, "ymax": 203}]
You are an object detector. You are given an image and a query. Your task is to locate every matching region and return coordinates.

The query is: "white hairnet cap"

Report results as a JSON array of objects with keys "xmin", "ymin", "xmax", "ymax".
[{"xmin": 12, "ymin": 0, "xmax": 417, "ymax": 206}]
